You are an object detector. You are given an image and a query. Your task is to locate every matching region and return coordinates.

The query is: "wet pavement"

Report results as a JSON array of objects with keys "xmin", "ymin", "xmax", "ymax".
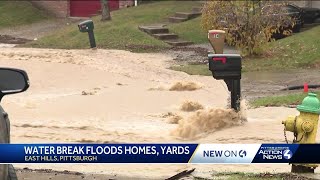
[{"xmin": 242, "ymin": 69, "xmax": 320, "ymax": 100}]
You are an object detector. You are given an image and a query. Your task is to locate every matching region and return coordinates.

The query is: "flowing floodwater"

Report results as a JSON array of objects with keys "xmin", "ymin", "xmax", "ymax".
[
  {"xmin": 172, "ymin": 108, "xmax": 245, "ymax": 140},
  {"xmin": 0, "ymin": 47, "xmax": 319, "ymax": 179},
  {"xmin": 242, "ymin": 69, "xmax": 320, "ymax": 100}
]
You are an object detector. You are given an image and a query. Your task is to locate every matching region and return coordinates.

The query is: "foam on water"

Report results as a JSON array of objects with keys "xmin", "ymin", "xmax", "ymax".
[{"xmin": 172, "ymin": 100, "xmax": 248, "ymax": 139}]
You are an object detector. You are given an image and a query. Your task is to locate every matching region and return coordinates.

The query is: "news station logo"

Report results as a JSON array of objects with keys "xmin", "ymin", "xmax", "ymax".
[
  {"xmin": 203, "ymin": 149, "xmax": 247, "ymax": 158},
  {"xmin": 283, "ymin": 149, "xmax": 293, "ymax": 160},
  {"xmin": 258, "ymin": 147, "xmax": 292, "ymax": 160},
  {"xmin": 239, "ymin": 150, "xmax": 247, "ymax": 158}
]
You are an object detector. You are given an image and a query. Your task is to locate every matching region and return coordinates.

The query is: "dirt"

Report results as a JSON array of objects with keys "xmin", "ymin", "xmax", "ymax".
[
  {"xmin": 212, "ymin": 172, "xmax": 314, "ymax": 180},
  {"xmin": 0, "ymin": 35, "xmax": 31, "ymax": 44},
  {"xmin": 16, "ymin": 168, "xmax": 146, "ymax": 180},
  {"xmin": 17, "ymin": 168, "xmax": 315, "ymax": 180},
  {"xmin": 125, "ymin": 44, "xmax": 168, "ymax": 52},
  {"xmin": 0, "ymin": 18, "xmax": 83, "ymax": 40},
  {"xmin": 1, "ymin": 47, "xmax": 320, "ymax": 179},
  {"xmin": 167, "ymin": 44, "xmax": 239, "ymax": 64}
]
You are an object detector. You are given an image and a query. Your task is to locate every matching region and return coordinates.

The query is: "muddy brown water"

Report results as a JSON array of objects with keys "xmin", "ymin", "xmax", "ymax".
[
  {"xmin": 0, "ymin": 47, "xmax": 319, "ymax": 179},
  {"xmin": 242, "ymin": 69, "xmax": 320, "ymax": 99}
]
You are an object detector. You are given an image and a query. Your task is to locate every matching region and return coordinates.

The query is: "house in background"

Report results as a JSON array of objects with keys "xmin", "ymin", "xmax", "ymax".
[
  {"xmin": 31, "ymin": 0, "xmax": 134, "ymax": 18},
  {"xmin": 31, "ymin": 0, "xmax": 320, "ymax": 18}
]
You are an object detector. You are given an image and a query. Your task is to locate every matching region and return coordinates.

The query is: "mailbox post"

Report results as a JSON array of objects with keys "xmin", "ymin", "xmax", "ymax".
[
  {"xmin": 78, "ymin": 20, "xmax": 96, "ymax": 48},
  {"xmin": 208, "ymin": 30, "xmax": 242, "ymax": 112}
]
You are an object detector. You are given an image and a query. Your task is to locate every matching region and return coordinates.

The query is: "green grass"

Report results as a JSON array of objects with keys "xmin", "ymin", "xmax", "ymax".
[
  {"xmin": 170, "ymin": 26, "xmax": 320, "ymax": 74},
  {"xmin": 168, "ymin": 17, "xmax": 207, "ymax": 44},
  {"xmin": 24, "ymin": 1, "xmax": 202, "ymax": 52},
  {"xmin": 251, "ymin": 91, "xmax": 320, "ymax": 108},
  {"xmin": 0, "ymin": 1, "xmax": 50, "ymax": 29},
  {"xmin": 244, "ymin": 26, "xmax": 320, "ymax": 71},
  {"xmin": 170, "ymin": 64, "xmax": 211, "ymax": 76}
]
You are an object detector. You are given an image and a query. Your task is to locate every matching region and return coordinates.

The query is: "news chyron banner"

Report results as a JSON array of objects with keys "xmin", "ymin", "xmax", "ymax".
[{"xmin": 0, "ymin": 144, "xmax": 318, "ymax": 163}]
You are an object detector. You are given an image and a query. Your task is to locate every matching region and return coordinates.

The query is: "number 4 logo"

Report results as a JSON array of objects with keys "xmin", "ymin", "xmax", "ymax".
[{"xmin": 283, "ymin": 149, "xmax": 293, "ymax": 160}]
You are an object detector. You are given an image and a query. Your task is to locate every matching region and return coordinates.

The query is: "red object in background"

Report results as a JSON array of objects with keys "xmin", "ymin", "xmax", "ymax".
[
  {"xmin": 304, "ymin": 83, "xmax": 309, "ymax": 93},
  {"xmin": 212, "ymin": 57, "xmax": 227, "ymax": 64},
  {"xmin": 70, "ymin": 0, "xmax": 119, "ymax": 17},
  {"xmin": 109, "ymin": 0, "xmax": 119, "ymax": 11}
]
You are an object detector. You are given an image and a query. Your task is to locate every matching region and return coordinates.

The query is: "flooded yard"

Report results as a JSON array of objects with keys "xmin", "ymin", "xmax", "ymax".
[{"xmin": 0, "ymin": 47, "xmax": 318, "ymax": 179}]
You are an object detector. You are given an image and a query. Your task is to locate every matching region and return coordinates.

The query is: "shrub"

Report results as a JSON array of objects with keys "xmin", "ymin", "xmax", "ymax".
[{"xmin": 201, "ymin": 0, "xmax": 295, "ymax": 56}]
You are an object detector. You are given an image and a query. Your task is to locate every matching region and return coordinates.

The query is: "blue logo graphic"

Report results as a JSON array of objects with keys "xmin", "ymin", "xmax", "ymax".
[
  {"xmin": 239, "ymin": 150, "xmax": 247, "ymax": 158},
  {"xmin": 283, "ymin": 149, "xmax": 293, "ymax": 160}
]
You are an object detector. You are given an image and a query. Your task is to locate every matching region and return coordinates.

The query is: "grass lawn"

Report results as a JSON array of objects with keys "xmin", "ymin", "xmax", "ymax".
[
  {"xmin": 24, "ymin": 1, "xmax": 202, "ymax": 52},
  {"xmin": 0, "ymin": 1, "xmax": 50, "ymax": 29},
  {"xmin": 250, "ymin": 91, "xmax": 320, "ymax": 108},
  {"xmin": 168, "ymin": 17, "xmax": 207, "ymax": 44},
  {"xmin": 170, "ymin": 25, "xmax": 320, "ymax": 74},
  {"xmin": 244, "ymin": 26, "xmax": 320, "ymax": 71}
]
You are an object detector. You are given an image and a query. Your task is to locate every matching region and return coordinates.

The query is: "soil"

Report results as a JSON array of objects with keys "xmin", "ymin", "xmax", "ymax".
[
  {"xmin": 167, "ymin": 44, "xmax": 239, "ymax": 64},
  {"xmin": 0, "ymin": 18, "xmax": 83, "ymax": 40},
  {"xmin": 16, "ymin": 168, "xmax": 316, "ymax": 180},
  {"xmin": 16, "ymin": 168, "xmax": 145, "ymax": 180},
  {"xmin": 0, "ymin": 35, "xmax": 31, "ymax": 44}
]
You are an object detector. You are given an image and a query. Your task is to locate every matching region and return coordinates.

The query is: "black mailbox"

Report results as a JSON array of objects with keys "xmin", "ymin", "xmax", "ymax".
[
  {"xmin": 78, "ymin": 20, "xmax": 96, "ymax": 48},
  {"xmin": 208, "ymin": 53, "xmax": 242, "ymax": 112},
  {"xmin": 208, "ymin": 54, "xmax": 242, "ymax": 80},
  {"xmin": 78, "ymin": 20, "xmax": 94, "ymax": 32}
]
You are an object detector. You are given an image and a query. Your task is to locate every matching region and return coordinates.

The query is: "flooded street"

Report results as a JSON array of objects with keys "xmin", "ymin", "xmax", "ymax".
[
  {"xmin": 243, "ymin": 69, "xmax": 320, "ymax": 100},
  {"xmin": 0, "ymin": 47, "xmax": 319, "ymax": 179}
]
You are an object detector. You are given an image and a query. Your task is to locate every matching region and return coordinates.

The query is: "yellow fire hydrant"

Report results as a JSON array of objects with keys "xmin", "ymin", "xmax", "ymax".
[{"xmin": 282, "ymin": 93, "xmax": 320, "ymax": 173}]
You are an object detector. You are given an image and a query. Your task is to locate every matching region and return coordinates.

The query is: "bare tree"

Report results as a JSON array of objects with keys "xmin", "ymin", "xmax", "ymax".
[
  {"xmin": 202, "ymin": 0, "xmax": 295, "ymax": 56},
  {"xmin": 101, "ymin": 0, "xmax": 111, "ymax": 21}
]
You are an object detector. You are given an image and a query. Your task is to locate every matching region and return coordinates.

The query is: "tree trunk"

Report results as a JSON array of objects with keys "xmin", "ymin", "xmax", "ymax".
[{"xmin": 101, "ymin": 0, "xmax": 111, "ymax": 21}]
